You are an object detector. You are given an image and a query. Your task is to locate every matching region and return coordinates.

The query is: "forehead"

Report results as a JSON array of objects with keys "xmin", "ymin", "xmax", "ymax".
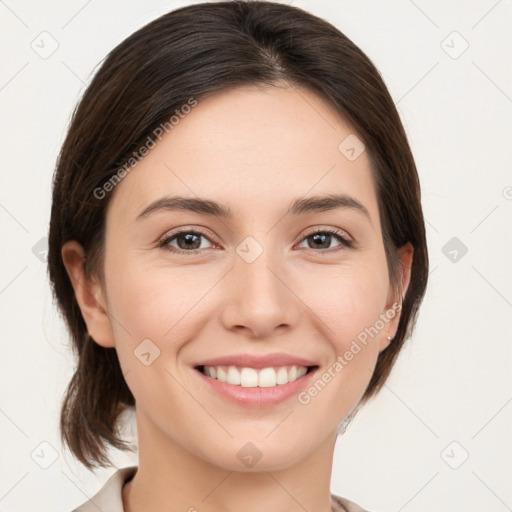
[{"xmin": 106, "ymin": 85, "xmax": 379, "ymax": 227}]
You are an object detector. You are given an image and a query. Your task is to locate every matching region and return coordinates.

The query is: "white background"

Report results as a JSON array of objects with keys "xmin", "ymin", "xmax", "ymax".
[{"xmin": 0, "ymin": 1, "xmax": 511, "ymax": 510}]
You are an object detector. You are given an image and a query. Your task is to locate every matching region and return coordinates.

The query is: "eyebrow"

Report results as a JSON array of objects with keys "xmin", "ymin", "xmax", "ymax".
[{"xmin": 135, "ymin": 193, "xmax": 371, "ymax": 223}]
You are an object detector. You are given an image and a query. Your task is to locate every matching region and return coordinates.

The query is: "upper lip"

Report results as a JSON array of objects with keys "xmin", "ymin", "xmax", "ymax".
[{"xmin": 194, "ymin": 353, "xmax": 318, "ymax": 369}]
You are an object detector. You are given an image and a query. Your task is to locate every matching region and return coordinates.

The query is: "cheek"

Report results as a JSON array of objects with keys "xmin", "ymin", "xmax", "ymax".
[
  {"xmin": 103, "ymin": 255, "xmax": 226, "ymax": 392},
  {"xmin": 294, "ymin": 258, "xmax": 390, "ymax": 343},
  {"xmin": 103, "ymin": 263, "xmax": 202, "ymax": 404},
  {"xmin": 105, "ymin": 256, "xmax": 210, "ymax": 336},
  {"xmin": 295, "ymin": 271, "xmax": 386, "ymax": 420},
  {"xmin": 292, "ymin": 258, "xmax": 388, "ymax": 401}
]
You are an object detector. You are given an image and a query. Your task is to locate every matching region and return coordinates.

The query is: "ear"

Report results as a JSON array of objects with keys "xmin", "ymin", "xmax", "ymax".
[
  {"xmin": 378, "ymin": 241, "xmax": 414, "ymax": 352},
  {"xmin": 61, "ymin": 240, "xmax": 116, "ymax": 348}
]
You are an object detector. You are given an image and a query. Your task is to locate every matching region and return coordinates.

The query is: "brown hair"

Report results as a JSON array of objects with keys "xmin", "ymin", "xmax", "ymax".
[{"xmin": 48, "ymin": 0, "xmax": 428, "ymax": 470}]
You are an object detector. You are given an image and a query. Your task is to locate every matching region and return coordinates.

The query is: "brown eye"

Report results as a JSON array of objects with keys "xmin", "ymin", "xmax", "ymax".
[
  {"xmin": 297, "ymin": 229, "xmax": 354, "ymax": 251},
  {"xmin": 159, "ymin": 229, "xmax": 214, "ymax": 253}
]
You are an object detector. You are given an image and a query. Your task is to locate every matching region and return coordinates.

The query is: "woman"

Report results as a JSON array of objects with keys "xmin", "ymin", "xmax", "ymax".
[{"xmin": 48, "ymin": 1, "xmax": 428, "ymax": 511}]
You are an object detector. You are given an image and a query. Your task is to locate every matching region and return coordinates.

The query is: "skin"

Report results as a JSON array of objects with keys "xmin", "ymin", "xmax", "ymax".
[{"xmin": 62, "ymin": 83, "xmax": 413, "ymax": 512}]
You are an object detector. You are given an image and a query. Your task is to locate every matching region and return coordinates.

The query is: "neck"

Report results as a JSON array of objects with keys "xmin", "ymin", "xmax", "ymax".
[{"xmin": 122, "ymin": 409, "xmax": 338, "ymax": 512}]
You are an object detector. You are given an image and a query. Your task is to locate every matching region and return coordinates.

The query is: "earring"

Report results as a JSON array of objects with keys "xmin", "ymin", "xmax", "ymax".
[{"xmin": 386, "ymin": 335, "xmax": 392, "ymax": 341}]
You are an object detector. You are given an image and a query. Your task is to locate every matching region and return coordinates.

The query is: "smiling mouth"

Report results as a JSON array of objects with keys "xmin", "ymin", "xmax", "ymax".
[{"xmin": 195, "ymin": 364, "xmax": 318, "ymax": 388}]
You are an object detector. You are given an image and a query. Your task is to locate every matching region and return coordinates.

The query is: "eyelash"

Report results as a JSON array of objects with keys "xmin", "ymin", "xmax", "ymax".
[{"xmin": 157, "ymin": 227, "xmax": 355, "ymax": 255}]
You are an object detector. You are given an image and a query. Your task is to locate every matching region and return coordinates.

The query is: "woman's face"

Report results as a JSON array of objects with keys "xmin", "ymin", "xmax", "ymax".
[{"xmin": 68, "ymin": 84, "xmax": 411, "ymax": 471}]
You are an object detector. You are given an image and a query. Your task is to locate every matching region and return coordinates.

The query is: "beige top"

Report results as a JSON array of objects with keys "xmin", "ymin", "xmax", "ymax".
[{"xmin": 72, "ymin": 466, "xmax": 370, "ymax": 512}]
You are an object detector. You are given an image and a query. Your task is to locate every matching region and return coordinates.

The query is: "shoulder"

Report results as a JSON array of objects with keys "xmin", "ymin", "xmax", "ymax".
[
  {"xmin": 331, "ymin": 493, "xmax": 372, "ymax": 512},
  {"xmin": 70, "ymin": 469, "xmax": 368, "ymax": 512},
  {"xmin": 71, "ymin": 466, "xmax": 137, "ymax": 512}
]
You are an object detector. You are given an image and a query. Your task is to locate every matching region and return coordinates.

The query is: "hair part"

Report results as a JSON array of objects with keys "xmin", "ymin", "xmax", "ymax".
[{"xmin": 48, "ymin": 0, "xmax": 428, "ymax": 470}]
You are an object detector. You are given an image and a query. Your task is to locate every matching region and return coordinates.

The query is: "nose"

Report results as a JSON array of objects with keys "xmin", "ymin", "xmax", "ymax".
[{"xmin": 220, "ymin": 246, "xmax": 301, "ymax": 339}]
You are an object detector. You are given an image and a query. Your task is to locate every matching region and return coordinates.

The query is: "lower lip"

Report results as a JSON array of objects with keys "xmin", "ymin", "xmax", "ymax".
[{"xmin": 194, "ymin": 367, "xmax": 318, "ymax": 407}]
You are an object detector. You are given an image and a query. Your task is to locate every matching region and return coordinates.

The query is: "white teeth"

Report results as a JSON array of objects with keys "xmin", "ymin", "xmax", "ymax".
[
  {"xmin": 258, "ymin": 367, "xmax": 276, "ymax": 387},
  {"xmin": 240, "ymin": 368, "xmax": 258, "ymax": 387},
  {"xmin": 276, "ymin": 367, "xmax": 288, "ymax": 385},
  {"xmin": 227, "ymin": 366, "xmax": 241, "ymax": 385},
  {"xmin": 216, "ymin": 367, "xmax": 227, "ymax": 382},
  {"xmin": 201, "ymin": 365, "xmax": 310, "ymax": 387}
]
